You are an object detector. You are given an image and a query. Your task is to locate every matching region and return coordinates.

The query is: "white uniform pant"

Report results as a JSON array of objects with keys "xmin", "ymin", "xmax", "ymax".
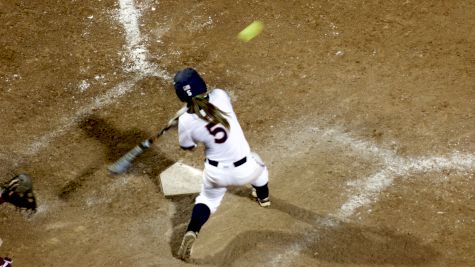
[{"xmin": 195, "ymin": 153, "xmax": 268, "ymax": 214}]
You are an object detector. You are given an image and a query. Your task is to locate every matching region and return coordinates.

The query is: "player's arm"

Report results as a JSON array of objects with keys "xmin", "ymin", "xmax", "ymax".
[
  {"xmin": 179, "ymin": 134, "xmax": 197, "ymax": 151},
  {"xmin": 178, "ymin": 119, "xmax": 197, "ymax": 151},
  {"xmin": 180, "ymin": 144, "xmax": 197, "ymax": 151},
  {"xmin": 212, "ymin": 88, "xmax": 234, "ymax": 113}
]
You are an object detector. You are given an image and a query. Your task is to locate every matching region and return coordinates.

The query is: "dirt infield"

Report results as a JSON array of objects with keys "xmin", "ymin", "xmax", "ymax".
[{"xmin": 1, "ymin": 0, "xmax": 474, "ymax": 266}]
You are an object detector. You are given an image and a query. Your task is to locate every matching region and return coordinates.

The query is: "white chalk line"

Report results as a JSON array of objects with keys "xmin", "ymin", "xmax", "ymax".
[
  {"xmin": 24, "ymin": 0, "xmax": 169, "ymax": 157},
  {"xmin": 26, "ymin": 78, "xmax": 140, "ymax": 155},
  {"xmin": 11, "ymin": 1, "xmax": 473, "ymax": 265},
  {"xmin": 268, "ymin": 121, "xmax": 475, "ymax": 267},
  {"xmin": 20, "ymin": 0, "xmax": 171, "ymax": 218},
  {"xmin": 117, "ymin": 0, "xmax": 170, "ymax": 79},
  {"xmin": 336, "ymin": 151, "xmax": 475, "ymax": 219}
]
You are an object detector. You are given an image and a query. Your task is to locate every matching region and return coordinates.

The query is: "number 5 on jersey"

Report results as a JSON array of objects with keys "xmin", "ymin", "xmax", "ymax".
[{"xmin": 206, "ymin": 123, "xmax": 228, "ymax": 143}]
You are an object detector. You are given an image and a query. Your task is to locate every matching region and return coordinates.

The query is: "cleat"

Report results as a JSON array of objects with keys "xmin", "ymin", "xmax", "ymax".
[
  {"xmin": 251, "ymin": 188, "xmax": 271, "ymax": 207},
  {"xmin": 251, "ymin": 188, "xmax": 257, "ymax": 198},
  {"xmin": 257, "ymin": 197, "xmax": 271, "ymax": 207},
  {"xmin": 177, "ymin": 231, "xmax": 197, "ymax": 262}
]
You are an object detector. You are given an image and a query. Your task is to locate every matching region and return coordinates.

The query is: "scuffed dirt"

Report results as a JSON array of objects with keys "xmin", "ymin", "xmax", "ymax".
[{"xmin": 1, "ymin": 0, "xmax": 474, "ymax": 266}]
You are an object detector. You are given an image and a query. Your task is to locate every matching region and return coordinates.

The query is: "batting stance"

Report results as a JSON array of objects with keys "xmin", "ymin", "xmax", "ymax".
[{"xmin": 173, "ymin": 68, "xmax": 270, "ymax": 262}]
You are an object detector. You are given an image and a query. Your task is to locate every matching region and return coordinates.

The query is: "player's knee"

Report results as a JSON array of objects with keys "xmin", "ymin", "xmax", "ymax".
[
  {"xmin": 252, "ymin": 166, "xmax": 269, "ymax": 187},
  {"xmin": 195, "ymin": 196, "xmax": 220, "ymax": 214}
]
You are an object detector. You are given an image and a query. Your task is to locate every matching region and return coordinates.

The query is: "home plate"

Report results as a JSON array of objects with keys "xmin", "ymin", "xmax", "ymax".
[{"xmin": 159, "ymin": 162, "xmax": 202, "ymax": 196}]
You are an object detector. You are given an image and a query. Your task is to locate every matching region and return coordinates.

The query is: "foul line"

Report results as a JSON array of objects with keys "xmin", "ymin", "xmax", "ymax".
[
  {"xmin": 26, "ymin": 78, "xmax": 140, "ymax": 155},
  {"xmin": 15, "ymin": 2, "xmax": 474, "ymax": 265},
  {"xmin": 24, "ymin": 0, "xmax": 169, "ymax": 156},
  {"xmin": 118, "ymin": 0, "xmax": 170, "ymax": 78}
]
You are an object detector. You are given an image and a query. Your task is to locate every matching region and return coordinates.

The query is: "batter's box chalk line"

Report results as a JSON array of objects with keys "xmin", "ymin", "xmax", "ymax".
[{"xmin": 266, "ymin": 122, "xmax": 475, "ymax": 266}]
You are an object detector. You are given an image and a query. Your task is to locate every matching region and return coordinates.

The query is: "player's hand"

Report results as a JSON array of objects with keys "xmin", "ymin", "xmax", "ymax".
[{"xmin": 168, "ymin": 117, "xmax": 178, "ymax": 128}]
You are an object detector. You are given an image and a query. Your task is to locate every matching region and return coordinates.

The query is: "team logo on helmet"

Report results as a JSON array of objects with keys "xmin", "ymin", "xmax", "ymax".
[
  {"xmin": 173, "ymin": 68, "xmax": 207, "ymax": 102},
  {"xmin": 183, "ymin": 84, "xmax": 192, "ymax": 96}
]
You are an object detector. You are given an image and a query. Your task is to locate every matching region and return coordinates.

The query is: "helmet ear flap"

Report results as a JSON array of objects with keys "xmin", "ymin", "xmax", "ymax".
[{"xmin": 174, "ymin": 68, "xmax": 207, "ymax": 102}]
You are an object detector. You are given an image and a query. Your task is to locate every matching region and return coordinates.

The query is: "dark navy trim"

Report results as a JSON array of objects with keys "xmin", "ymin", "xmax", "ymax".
[{"xmin": 207, "ymin": 156, "xmax": 247, "ymax": 167}]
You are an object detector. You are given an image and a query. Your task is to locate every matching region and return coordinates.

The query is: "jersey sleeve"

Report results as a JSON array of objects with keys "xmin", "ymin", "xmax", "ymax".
[
  {"xmin": 211, "ymin": 89, "xmax": 233, "ymax": 113},
  {"xmin": 178, "ymin": 117, "xmax": 197, "ymax": 149}
]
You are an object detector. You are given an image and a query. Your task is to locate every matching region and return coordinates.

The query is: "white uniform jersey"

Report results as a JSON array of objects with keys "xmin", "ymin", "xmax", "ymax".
[{"xmin": 178, "ymin": 89, "xmax": 251, "ymax": 162}]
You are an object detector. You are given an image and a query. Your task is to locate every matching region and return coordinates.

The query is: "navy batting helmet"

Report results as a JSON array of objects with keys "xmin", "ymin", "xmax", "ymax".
[{"xmin": 173, "ymin": 68, "xmax": 207, "ymax": 102}]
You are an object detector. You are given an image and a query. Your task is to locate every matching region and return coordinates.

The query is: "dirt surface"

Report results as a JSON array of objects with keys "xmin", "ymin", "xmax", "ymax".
[{"xmin": 1, "ymin": 0, "xmax": 474, "ymax": 266}]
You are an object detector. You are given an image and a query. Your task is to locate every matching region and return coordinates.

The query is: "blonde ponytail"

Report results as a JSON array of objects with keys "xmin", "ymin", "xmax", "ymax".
[{"xmin": 189, "ymin": 94, "xmax": 230, "ymax": 129}]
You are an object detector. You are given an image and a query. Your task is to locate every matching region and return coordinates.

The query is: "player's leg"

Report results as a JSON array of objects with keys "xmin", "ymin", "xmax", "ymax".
[
  {"xmin": 178, "ymin": 182, "xmax": 227, "ymax": 262},
  {"xmin": 242, "ymin": 152, "xmax": 270, "ymax": 206},
  {"xmin": 228, "ymin": 152, "xmax": 270, "ymax": 207},
  {"xmin": 251, "ymin": 166, "xmax": 270, "ymax": 207},
  {"xmin": 186, "ymin": 203, "xmax": 211, "ymax": 234}
]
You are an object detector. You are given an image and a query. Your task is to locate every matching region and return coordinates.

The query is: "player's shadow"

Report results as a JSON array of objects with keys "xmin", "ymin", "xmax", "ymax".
[
  {"xmin": 65, "ymin": 114, "xmax": 196, "ymax": 259},
  {"xmin": 196, "ymin": 189, "xmax": 439, "ymax": 266},
  {"xmin": 58, "ymin": 115, "xmax": 174, "ymax": 200}
]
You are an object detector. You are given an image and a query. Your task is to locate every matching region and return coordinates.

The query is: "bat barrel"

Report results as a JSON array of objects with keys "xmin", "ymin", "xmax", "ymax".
[
  {"xmin": 106, "ymin": 106, "xmax": 185, "ymax": 175},
  {"xmin": 108, "ymin": 145, "xmax": 145, "ymax": 174}
]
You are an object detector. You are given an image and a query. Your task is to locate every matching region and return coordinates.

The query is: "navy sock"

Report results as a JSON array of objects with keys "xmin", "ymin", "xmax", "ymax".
[
  {"xmin": 186, "ymin": 203, "xmax": 211, "ymax": 233},
  {"xmin": 253, "ymin": 183, "xmax": 269, "ymax": 200}
]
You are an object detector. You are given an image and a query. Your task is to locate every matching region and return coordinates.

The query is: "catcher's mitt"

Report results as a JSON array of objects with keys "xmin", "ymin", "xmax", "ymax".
[{"xmin": 0, "ymin": 174, "xmax": 37, "ymax": 212}]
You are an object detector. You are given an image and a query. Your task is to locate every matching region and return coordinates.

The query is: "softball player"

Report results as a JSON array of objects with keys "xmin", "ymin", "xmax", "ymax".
[{"xmin": 173, "ymin": 68, "xmax": 270, "ymax": 262}]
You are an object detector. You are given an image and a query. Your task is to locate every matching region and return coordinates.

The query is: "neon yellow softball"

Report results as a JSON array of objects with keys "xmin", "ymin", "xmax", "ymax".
[{"xmin": 238, "ymin": 21, "xmax": 264, "ymax": 42}]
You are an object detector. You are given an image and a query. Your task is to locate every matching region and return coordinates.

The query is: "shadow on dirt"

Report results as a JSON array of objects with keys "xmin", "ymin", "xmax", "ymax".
[
  {"xmin": 58, "ymin": 115, "xmax": 174, "ymax": 200},
  {"xmin": 78, "ymin": 115, "xmax": 148, "ymax": 162},
  {"xmin": 64, "ymin": 114, "xmax": 198, "ymax": 260},
  {"xmin": 166, "ymin": 193, "xmax": 199, "ymax": 258},
  {"xmin": 196, "ymin": 188, "xmax": 439, "ymax": 266}
]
